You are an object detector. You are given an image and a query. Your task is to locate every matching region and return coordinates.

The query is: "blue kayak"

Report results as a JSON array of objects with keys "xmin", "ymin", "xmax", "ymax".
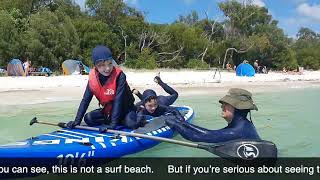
[{"xmin": 0, "ymin": 106, "xmax": 194, "ymax": 160}]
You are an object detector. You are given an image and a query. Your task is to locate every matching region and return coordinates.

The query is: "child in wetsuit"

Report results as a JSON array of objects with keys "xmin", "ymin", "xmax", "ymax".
[
  {"xmin": 135, "ymin": 89, "xmax": 184, "ymax": 127},
  {"xmin": 132, "ymin": 72, "xmax": 178, "ymax": 108},
  {"xmin": 66, "ymin": 45, "xmax": 138, "ymax": 130}
]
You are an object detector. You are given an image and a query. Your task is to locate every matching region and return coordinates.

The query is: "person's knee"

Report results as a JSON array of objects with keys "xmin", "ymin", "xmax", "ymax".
[
  {"xmin": 124, "ymin": 119, "xmax": 139, "ymax": 129},
  {"xmin": 124, "ymin": 112, "xmax": 140, "ymax": 129},
  {"xmin": 126, "ymin": 121, "xmax": 139, "ymax": 129},
  {"xmin": 84, "ymin": 113, "xmax": 99, "ymax": 126}
]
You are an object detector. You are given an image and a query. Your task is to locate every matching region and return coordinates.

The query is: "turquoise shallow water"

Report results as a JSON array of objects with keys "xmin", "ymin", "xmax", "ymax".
[{"xmin": 0, "ymin": 87, "xmax": 319, "ymax": 157}]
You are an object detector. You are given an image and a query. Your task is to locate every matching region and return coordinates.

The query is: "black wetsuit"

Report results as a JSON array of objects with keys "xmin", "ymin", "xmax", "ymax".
[
  {"xmin": 68, "ymin": 71, "xmax": 137, "ymax": 129},
  {"xmin": 136, "ymin": 105, "xmax": 185, "ymax": 129},
  {"xmin": 166, "ymin": 110, "xmax": 260, "ymax": 143}
]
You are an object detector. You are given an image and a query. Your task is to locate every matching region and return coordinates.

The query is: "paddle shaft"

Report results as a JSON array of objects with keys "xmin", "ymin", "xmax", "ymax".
[
  {"xmin": 34, "ymin": 120, "xmax": 201, "ymax": 149},
  {"xmin": 31, "ymin": 119, "xmax": 278, "ymax": 158}
]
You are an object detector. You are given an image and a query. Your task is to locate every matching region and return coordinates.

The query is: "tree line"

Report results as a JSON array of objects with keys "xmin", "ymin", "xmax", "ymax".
[{"xmin": 0, "ymin": 0, "xmax": 319, "ymax": 71}]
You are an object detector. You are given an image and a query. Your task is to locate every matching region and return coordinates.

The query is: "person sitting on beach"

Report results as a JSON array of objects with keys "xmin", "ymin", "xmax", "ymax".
[
  {"xmin": 132, "ymin": 72, "xmax": 178, "ymax": 108},
  {"xmin": 79, "ymin": 63, "xmax": 85, "ymax": 75},
  {"xmin": 226, "ymin": 62, "xmax": 232, "ymax": 72},
  {"xmin": 23, "ymin": 59, "xmax": 31, "ymax": 76},
  {"xmin": 262, "ymin": 66, "xmax": 268, "ymax": 74},
  {"xmin": 136, "ymin": 89, "xmax": 185, "ymax": 128},
  {"xmin": 66, "ymin": 45, "xmax": 139, "ymax": 130},
  {"xmin": 165, "ymin": 88, "xmax": 261, "ymax": 143},
  {"xmin": 282, "ymin": 67, "xmax": 287, "ymax": 73}
]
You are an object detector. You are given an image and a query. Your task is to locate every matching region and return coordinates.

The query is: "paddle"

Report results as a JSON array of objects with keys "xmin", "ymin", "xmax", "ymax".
[{"xmin": 30, "ymin": 117, "xmax": 277, "ymax": 160}]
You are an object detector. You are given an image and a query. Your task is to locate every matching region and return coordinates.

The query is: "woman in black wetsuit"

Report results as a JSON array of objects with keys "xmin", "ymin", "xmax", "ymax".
[{"xmin": 165, "ymin": 88, "xmax": 261, "ymax": 143}]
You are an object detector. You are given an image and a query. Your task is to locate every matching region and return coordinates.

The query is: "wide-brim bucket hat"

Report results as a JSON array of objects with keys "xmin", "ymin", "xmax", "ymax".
[{"xmin": 219, "ymin": 88, "xmax": 258, "ymax": 111}]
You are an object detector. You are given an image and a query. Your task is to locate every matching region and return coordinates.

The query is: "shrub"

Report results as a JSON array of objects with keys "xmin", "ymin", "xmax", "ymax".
[{"xmin": 186, "ymin": 59, "xmax": 209, "ymax": 69}]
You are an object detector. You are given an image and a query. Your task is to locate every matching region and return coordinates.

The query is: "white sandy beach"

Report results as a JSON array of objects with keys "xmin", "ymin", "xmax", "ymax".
[{"xmin": 1, "ymin": 69, "xmax": 320, "ymax": 105}]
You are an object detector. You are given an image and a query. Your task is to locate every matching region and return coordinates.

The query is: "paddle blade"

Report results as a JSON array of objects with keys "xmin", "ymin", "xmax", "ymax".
[
  {"xmin": 57, "ymin": 122, "xmax": 67, "ymax": 128},
  {"xmin": 29, "ymin": 117, "xmax": 37, "ymax": 126},
  {"xmin": 200, "ymin": 139, "xmax": 277, "ymax": 159}
]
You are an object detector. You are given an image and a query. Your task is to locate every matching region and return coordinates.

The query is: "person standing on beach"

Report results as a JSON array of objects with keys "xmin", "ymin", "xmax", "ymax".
[
  {"xmin": 23, "ymin": 58, "xmax": 31, "ymax": 76},
  {"xmin": 132, "ymin": 72, "xmax": 179, "ymax": 108},
  {"xmin": 66, "ymin": 45, "xmax": 139, "ymax": 130},
  {"xmin": 254, "ymin": 60, "xmax": 259, "ymax": 73},
  {"xmin": 165, "ymin": 88, "xmax": 260, "ymax": 143}
]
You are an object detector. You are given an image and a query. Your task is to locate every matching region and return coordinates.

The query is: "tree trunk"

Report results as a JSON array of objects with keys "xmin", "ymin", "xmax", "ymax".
[
  {"xmin": 222, "ymin": 46, "xmax": 253, "ymax": 69},
  {"xmin": 119, "ymin": 26, "xmax": 127, "ymax": 63}
]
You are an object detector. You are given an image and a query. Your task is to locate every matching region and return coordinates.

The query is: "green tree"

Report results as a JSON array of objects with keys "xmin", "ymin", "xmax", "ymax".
[
  {"xmin": 0, "ymin": 9, "xmax": 21, "ymax": 65},
  {"xmin": 218, "ymin": 0, "xmax": 295, "ymax": 69},
  {"xmin": 294, "ymin": 27, "xmax": 320, "ymax": 70},
  {"xmin": 20, "ymin": 10, "xmax": 80, "ymax": 70},
  {"xmin": 126, "ymin": 48, "xmax": 158, "ymax": 69},
  {"xmin": 73, "ymin": 17, "xmax": 119, "ymax": 66},
  {"xmin": 177, "ymin": 10, "xmax": 199, "ymax": 26},
  {"xmin": 186, "ymin": 59, "xmax": 209, "ymax": 69},
  {"xmin": 86, "ymin": 0, "xmax": 141, "ymax": 26}
]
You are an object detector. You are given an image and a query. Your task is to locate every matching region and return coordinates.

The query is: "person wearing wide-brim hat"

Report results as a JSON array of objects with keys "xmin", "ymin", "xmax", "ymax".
[{"xmin": 165, "ymin": 88, "xmax": 261, "ymax": 143}]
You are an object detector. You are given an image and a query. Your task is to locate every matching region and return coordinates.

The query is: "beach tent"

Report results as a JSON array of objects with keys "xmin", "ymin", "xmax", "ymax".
[
  {"xmin": 62, "ymin": 60, "xmax": 90, "ymax": 75},
  {"xmin": 7, "ymin": 59, "xmax": 25, "ymax": 76},
  {"xmin": 236, "ymin": 62, "xmax": 255, "ymax": 77}
]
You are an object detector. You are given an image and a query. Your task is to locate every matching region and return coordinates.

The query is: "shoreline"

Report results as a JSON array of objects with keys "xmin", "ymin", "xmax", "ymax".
[{"xmin": 1, "ymin": 70, "xmax": 320, "ymax": 105}]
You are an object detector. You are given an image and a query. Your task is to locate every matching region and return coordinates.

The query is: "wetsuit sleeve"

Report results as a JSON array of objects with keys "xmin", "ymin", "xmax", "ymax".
[
  {"xmin": 157, "ymin": 80, "xmax": 178, "ymax": 106},
  {"xmin": 171, "ymin": 122, "xmax": 240, "ymax": 143},
  {"xmin": 165, "ymin": 106, "xmax": 185, "ymax": 121},
  {"xmin": 110, "ymin": 72, "xmax": 126, "ymax": 127},
  {"xmin": 74, "ymin": 83, "xmax": 93, "ymax": 124},
  {"xmin": 135, "ymin": 91, "xmax": 143, "ymax": 100},
  {"xmin": 135, "ymin": 101, "xmax": 144, "ymax": 109},
  {"xmin": 136, "ymin": 110, "xmax": 146, "ymax": 124}
]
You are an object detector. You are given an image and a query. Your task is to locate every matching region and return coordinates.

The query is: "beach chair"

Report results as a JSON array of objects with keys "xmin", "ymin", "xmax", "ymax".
[{"xmin": 29, "ymin": 67, "xmax": 52, "ymax": 76}]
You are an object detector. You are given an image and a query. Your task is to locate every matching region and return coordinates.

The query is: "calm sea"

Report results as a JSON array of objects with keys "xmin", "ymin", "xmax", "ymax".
[{"xmin": 0, "ymin": 87, "xmax": 319, "ymax": 157}]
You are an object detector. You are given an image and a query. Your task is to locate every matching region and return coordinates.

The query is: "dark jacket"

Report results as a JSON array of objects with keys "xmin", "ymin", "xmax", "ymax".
[
  {"xmin": 137, "ymin": 105, "xmax": 185, "ymax": 124},
  {"xmin": 166, "ymin": 110, "xmax": 260, "ymax": 143},
  {"xmin": 74, "ymin": 71, "xmax": 135, "ymax": 128}
]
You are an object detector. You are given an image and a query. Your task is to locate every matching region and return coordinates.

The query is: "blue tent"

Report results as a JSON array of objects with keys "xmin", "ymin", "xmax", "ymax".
[{"xmin": 236, "ymin": 62, "xmax": 255, "ymax": 77}]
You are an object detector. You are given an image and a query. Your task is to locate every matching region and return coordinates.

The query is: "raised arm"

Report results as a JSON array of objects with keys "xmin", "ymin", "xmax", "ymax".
[
  {"xmin": 166, "ymin": 120, "xmax": 240, "ymax": 143},
  {"xmin": 155, "ymin": 76, "xmax": 178, "ymax": 106}
]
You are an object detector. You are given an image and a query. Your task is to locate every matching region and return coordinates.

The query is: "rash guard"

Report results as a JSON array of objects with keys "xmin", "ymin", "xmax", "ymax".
[{"xmin": 166, "ymin": 110, "xmax": 260, "ymax": 143}]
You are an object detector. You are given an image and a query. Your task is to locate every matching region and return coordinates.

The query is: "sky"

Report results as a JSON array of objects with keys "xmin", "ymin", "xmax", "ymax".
[{"xmin": 75, "ymin": 0, "xmax": 320, "ymax": 38}]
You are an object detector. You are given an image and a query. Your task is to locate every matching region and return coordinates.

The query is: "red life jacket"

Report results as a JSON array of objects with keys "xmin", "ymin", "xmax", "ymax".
[{"xmin": 88, "ymin": 67, "xmax": 122, "ymax": 115}]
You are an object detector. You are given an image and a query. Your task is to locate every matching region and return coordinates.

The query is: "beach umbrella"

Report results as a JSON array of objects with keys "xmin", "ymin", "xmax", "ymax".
[{"xmin": 236, "ymin": 62, "xmax": 255, "ymax": 77}]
